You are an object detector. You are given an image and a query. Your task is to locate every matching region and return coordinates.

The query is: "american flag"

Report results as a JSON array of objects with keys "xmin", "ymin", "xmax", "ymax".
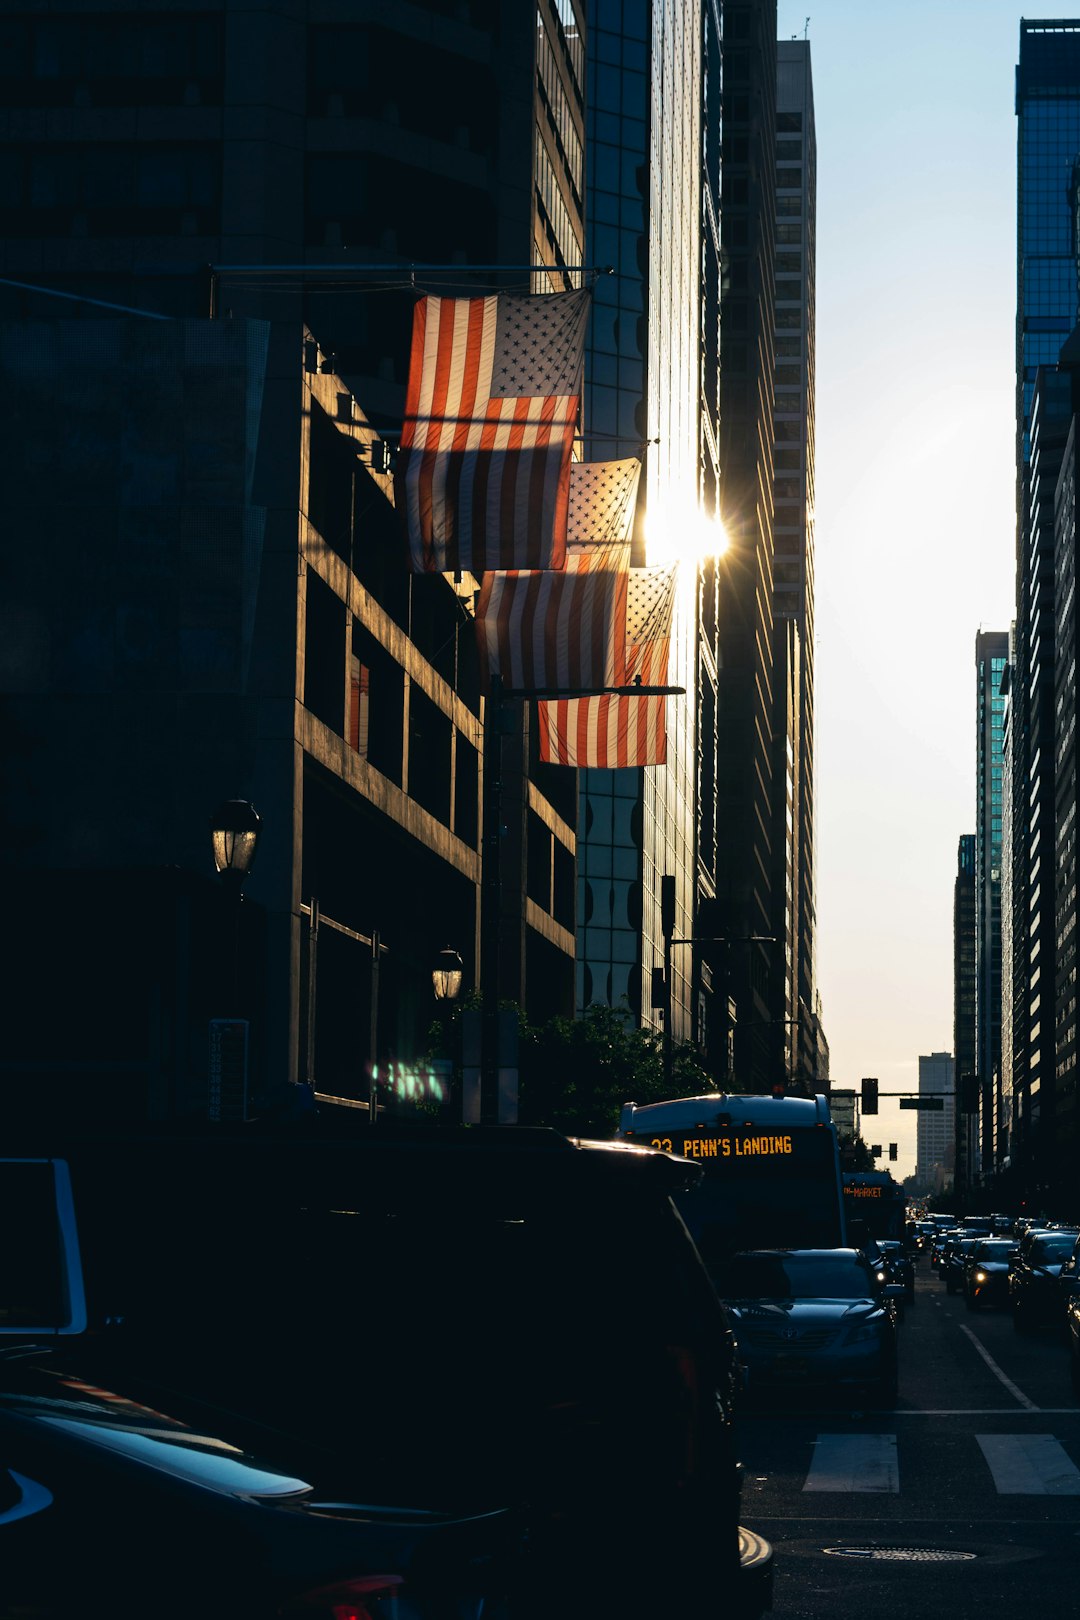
[
  {"xmin": 474, "ymin": 459, "xmax": 640, "ymax": 694},
  {"xmin": 395, "ymin": 288, "xmax": 590, "ymax": 574},
  {"xmin": 538, "ymin": 565, "xmax": 677, "ymax": 767}
]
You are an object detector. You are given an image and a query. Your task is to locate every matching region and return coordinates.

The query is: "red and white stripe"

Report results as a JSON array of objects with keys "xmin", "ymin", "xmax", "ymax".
[
  {"xmin": 538, "ymin": 566, "xmax": 675, "ymax": 767},
  {"xmin": 475, "ymin": 548, "xmax": 629, "ymax": 693},
  {"xmin": 396, "ymin": 295, "xmax": 578, "ymax": 574}
]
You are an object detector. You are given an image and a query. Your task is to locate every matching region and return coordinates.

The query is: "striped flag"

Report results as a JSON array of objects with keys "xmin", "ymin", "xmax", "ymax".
[
  {"xmin": 475, "ymin": 459, "xmax": 640, "ymax": 694},
  {"xmin": 396, "ymin": 287, "xmax": 590, "ymax": 574},
  {"xmin": 538, "ymin": 565, "xmax": 677, "ymax": 767}
]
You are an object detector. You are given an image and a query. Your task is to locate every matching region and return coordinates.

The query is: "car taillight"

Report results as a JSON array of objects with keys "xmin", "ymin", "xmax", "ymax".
[{"xmin": 279, "ymin": 1574, "xmax": 404, "ymax": 1619}]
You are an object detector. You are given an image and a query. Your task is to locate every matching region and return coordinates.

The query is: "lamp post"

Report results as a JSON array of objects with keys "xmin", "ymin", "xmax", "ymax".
[
  {"xmin": 662, "ymin": 929, "xmax": 777, "ymax": 1089},
  {"xmin": 208, "ymin": 799, "xmax": 261, "ymax": 1122},
  {"xmin": 431, "ymin": 947, "xmax": 463, "ymax": 1121},
  {"xmin": 209, "ymin": 799, "xmax": 261, "ymax": 1007}
]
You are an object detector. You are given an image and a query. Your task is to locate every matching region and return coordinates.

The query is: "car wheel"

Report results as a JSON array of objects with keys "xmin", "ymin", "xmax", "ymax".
[{"xmin": 1013, "ymin": 1306, "xmax": 1031, "ymax": 1334}]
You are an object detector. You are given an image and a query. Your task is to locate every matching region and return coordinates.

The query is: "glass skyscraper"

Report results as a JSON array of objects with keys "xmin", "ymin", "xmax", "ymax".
[
  {"xmin": 1007, "ymin": 20, "xmax": 1080, "ymax": 1194},
  {"xmin": 975, "ymin": 630, "xmax": 1007, "ymax": 1182},
  {"xmin": 578, "ymin": 0, "xmax": 703, "ymax": 1043}
]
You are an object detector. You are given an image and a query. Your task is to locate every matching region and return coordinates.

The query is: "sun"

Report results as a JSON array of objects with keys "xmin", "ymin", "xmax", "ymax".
[{"xmin": 645, "ymin": 503, "xmax": 730, "ymax": 566}]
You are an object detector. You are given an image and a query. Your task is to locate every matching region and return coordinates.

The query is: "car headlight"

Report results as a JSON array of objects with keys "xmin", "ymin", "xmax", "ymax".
[
  {"xmin": 845, "ymin": 1319, "xmax": 884, "ymax": 1345},
  {"xmin": 876, "ymin": 1270, "xmax": 887, "ymax": 1283},
  {"xmin": 974, "ymin": 1270, "xmax": 988, "ymax": 1283}
]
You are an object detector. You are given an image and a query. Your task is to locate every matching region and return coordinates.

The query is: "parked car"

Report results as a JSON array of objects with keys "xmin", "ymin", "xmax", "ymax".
[
  {"xmin": 1010, "ymin": 1227, "xmax": 1080, "ymax": 1331},
  {"xmin": 963, "ymin": 1238, "xmax": 1018, "ymax": 1310},
  {"xmin": 943, "ymin": 1236, "xmax": 980, "ymax": 1294},
  {"xmin": 5, "ymin": 1127, "xmax": 774, "ymax": 1620},
  {"xmin": 713, "ymin": 1248, "xmax": 904, "ymax": 1408},
  {"xmin": 877, "ymin": 1239, "xmax": 916, "ymax": 1306}
]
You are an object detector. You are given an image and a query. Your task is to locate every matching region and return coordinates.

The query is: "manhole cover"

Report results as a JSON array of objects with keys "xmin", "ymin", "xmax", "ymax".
[{"xmin": 823, "ymin": 1546, "xmax": 979, "ymax": 1563}]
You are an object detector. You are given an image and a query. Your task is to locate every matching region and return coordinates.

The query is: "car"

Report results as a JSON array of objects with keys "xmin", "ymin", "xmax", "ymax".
[
  {"xmin": 1010, "ymin": 1227, "xmax": 1080, "ymax": 1331},
  {"xmin": 877, "ymin": 1239, "xmax": 916, "ymax": 1306},
  {"xmin": 0, "ymin": 1340, "xmax": 517, "ymax": 1620},
  {"xmin": 931, "ymin": 1227, "xmax": 962, "ymax": 1272},
  {"xmin": 712, "ymin": 1247, "xmax": 904, "ymax": 1408},
  {"xmin": 6, "ymin": 1127, "xmax": 774, "ymax": 1620},
  {"xmin": 963, "ymin": 1238, "xmax": 1018, "ymax": 1310},
  {"xmin": 943, "ymin": 1236, "xmax": 979, "ymax": 1293}
]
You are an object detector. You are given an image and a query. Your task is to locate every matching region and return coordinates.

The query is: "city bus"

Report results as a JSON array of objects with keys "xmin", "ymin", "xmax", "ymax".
[
  {"xmin": 617, "ymin": 1093, "xmax": 846, "ymax": 1268},
  {"xmin": 841, "ymin": 1170, "xmax": 908, "ymax": 1245}
]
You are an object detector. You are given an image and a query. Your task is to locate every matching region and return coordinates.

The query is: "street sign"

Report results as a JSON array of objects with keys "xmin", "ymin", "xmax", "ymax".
[{"xmin": 899, "ymin": 1097, "xmax": 944, "ymax": 1111}]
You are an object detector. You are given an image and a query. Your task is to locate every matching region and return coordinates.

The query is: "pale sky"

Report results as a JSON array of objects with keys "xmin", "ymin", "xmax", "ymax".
[{"xmin": 774, "ymin": 1, "xmax": 1074, "ymax": 1178}]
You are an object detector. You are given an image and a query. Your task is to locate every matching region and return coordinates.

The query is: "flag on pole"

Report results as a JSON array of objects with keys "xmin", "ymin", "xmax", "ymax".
[
  {"xmin": 474, "ymin": 458, "xmax": 640, "ymax": 693},
  {"xmin": 396, "ymin": 287, "xmax": 590, "ymax": 574},
  {"xmin": 538, "ymin": 565, "xmax": 677, "ymax": 767}
]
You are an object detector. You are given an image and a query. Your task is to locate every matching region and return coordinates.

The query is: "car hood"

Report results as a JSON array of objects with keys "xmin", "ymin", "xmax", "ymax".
[
  {"xmin": 972, "ymin": 1261, "xmax": 1010, "ymax": 1274},
  {"xmin": 723, "ymin": 1298, "xmax": 883, "ymax": 1324}
]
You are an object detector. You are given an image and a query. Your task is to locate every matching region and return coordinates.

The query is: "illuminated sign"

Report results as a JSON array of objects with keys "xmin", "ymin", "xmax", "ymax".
[
  {"xmin": 844, "ymin": 1185, "xmax": 884, "ymax": 1199},
  {"xmin": 650, "ymin": 1133, "xmax": 794, "ymax": 1159}
]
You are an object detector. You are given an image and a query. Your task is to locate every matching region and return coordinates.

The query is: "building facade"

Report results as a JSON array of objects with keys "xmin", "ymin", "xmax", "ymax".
[
  {"xmin": 953, "ymin": 833, "xmax": 978, "ymax": 1194},
  {"xmin": 715, "ymin": 0, "xmax": 779, "ymax": 1089},
  {"xmin": 0, "ymin": 1, "xmax": 587, "ymax": 1117},
  {"xmin": 773, "ymin": 37, "xmax": 818, "ymax": 1089},
  {"xmin": 1008, "ymin": 18, "xmax": 1080, "ymax": 1199},
  {"xmin": 916, "ymin": 1052, "xmax": 956, "ymax": 1194},
  {"xmin": 974, "ymin": 630, "xmax": 1008, "ymax": 1182}
]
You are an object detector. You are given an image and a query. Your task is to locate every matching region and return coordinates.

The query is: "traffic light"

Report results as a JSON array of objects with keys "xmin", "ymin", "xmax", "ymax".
[
  {"xmin": 871, "ymin": 1144, "xmax": 882, "ymax": 1157},
  {"xmin": 889, "ymin": 1143, "xmax": 898, "ymax": 1162},
  {"xmin": 861, "ymin": 1076, "xmax": 879, "ymax": 1115}
]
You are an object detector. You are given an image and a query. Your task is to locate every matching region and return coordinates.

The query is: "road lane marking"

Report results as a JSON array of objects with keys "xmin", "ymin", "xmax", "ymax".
[
  {"xmin": 976, "ymin": 1434, "xmax": 1080, "ymax": 1494},
  {"xmin": 957, "ymin": 1323, "xmax": 1039, "ymax": 1410},
  {"xmin": 803, "ymin": 1433, "xmax": 899, "ymax": 1493}
]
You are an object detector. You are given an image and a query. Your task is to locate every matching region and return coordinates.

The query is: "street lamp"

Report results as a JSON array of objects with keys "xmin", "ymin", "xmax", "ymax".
[
  {"xmin": 209, "ymin": 799, "xmax": 261, "ymax": 889},
  {"xmin": 207, "ymin": 798, "xmax": 260, "ymax": 1123},
  {"xmin": 431, "ymin": 947, "xmax": 464, "ymax": 1004}
]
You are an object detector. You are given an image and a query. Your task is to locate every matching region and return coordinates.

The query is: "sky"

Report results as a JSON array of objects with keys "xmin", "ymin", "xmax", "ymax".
[{"xmin": 773, "ymin": 1, "xmax": 1076, "ymax": 1178}]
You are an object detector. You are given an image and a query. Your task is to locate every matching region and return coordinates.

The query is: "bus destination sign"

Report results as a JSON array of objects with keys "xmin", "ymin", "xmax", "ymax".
[{"xmin": 650, "ymin": 1132, "xmax": 794, "ymax": 1160}]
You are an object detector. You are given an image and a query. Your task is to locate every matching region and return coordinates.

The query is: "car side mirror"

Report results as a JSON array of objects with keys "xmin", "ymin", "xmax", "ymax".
[{"xmin": 883, "ymin": 1283, "xmax": 906, "ymax": 1301}]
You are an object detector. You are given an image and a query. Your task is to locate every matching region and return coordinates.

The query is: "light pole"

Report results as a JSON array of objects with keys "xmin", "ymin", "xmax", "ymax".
[
  {"xmin": 208, "ymin": 799, "xmax": 261, "ymax": 1122},
  {"xmin": 209, "ymin": 798, "xmax": 261, "ymax": 1008},
  {"xmin": 661, "ymin": 926, "xmax": 777, "ymax": 1089},
  {"xmin": 431, "ymin": 947, "xmax": 463, "ymax": 1120}
]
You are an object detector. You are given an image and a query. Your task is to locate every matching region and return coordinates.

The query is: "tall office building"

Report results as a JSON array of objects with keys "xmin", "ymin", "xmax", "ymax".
[
  {"xmin": 716, "ymin": 0, "xmax": 779, "ymax": 1089},
  {"xmin": 1052, "ymin": 325, "xmax": 1080, "ymax": 1188},
  {"xmin": 916, "ymin": 1052, "xmax": 956, "ymax": 1194},
  {"xmin": 576, "ymin": 0, "xmax": 712, "ymax": 1055},
  {"xmin": 953, "ymin": 834, "xmax": 977, "ymax": 1193},
  {"xmin": 1009, "ymin": 19, "xmax": 1080, "ymax": 1197},
  {"xmin": 773, "ymin": 38, "xmax": 817, "ymax": 1085},
  {"xmin": 975, "ymin": 630, "xmax": 1008, "ymax": 1182},
  {"xmin": 0, "ymin": 2, "xmax": 585, "ymax": 1113}
]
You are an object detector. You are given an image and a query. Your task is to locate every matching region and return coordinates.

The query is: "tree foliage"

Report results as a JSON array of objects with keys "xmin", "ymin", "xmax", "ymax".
[{"xmin": 516, "ymin": 1003, "xmax": 712, "ymax": 1138}]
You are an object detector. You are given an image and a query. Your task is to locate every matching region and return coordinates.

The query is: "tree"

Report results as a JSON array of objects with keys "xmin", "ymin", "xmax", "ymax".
[{"xmin": 517, "ymin": 1004, "xmax": 712, "ymax": 1138}]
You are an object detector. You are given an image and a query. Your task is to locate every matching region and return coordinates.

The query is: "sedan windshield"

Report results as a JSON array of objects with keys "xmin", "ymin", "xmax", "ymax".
[
  {"xmin": 973, "ymin": 1242, "xmax": 1015, "ymax": 1260},
  {"xmin": 714, "ymin": 1253, "xmax": 875, "ymax": 1301},
  {"xmin": 1030, "ymin": 1235, "xmax": 1077, "ymax": 1264}
]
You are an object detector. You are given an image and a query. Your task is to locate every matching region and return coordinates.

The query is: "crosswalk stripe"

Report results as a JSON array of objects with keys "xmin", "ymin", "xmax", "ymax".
[
  {"xmin": 803, "ymin": 1433, "xmax": 899, "ymax": 1493},
  {"xmin": 976, "ymin": 1434, "xmax": 1080, "ymax": 1495}
]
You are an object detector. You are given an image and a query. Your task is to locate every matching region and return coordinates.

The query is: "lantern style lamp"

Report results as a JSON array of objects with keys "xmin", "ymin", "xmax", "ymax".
[
  {"xmin": 431, "ymin": 947, "xmax": 464, "ymax": 1003},
  {"xmin": 210, "ymin": 799, "xmax": 261, "ymax": 890}
]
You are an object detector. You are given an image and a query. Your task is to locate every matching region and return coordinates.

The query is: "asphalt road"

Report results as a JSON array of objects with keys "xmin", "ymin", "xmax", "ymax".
[{"xmin": 736, "ymin": 1257, "xmax": 1080, "ymax": 1619}]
